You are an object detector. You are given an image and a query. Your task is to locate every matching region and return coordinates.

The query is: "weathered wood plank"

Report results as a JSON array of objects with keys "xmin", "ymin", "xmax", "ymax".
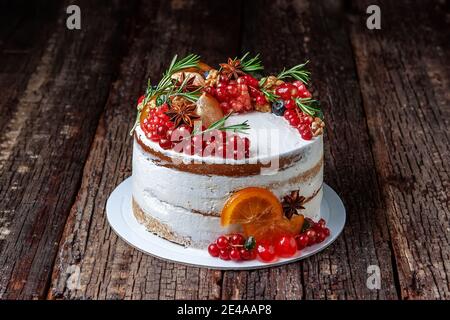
[
  {"xmin": 221, "ymin": 0, "xmax": 399, "ymax": 299},
  {"xmin": 49, "ymin": 0, "xmax": 241, "ymax": 300},
  {"xmin": 349, "ymin": 0, "xmax": 450, "ymax": 299},
  {"xmin": 0, "ymin": 0, "xmax": 132, "ymax": 299},
  {"xmin": 0, "ymin": 0, "xmax": 60, "ymax": 144}
]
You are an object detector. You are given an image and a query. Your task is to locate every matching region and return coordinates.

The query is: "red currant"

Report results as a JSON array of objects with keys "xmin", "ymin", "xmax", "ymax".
[
  {"xmin": 284, "ymin": 99, "xmax": 296, "ymax": 110},
  {"xmin": 216, "ymin": 236, "xmax": 229, "ymax": 249},
  {"xmin": 230, "ymin": 234, "xmax": 245, "ymax": 246},
  {"xmin": 296, "ymin": 234, "xmax": 309, "ymax": 250},
  {"xmin": 316, "ymin": 231, "xmax": 326, "ymax": 243},
  {"xmin": 156, "ymin": 125, "xmax": 168, "ymax": 137},
  {"xmin": 305, "ymin": 229, "xmax": 317, "ymax": 245},
  {"xmin": 323, "ymin": 227, "xmax": 330, "ymax": 237},
  {"xmin": 301, "ymin": 129, "xmax": 312, "ymax": 140},
  {"xmin": 274, "ymin": 235, "xmax": 297, "ymax": 257},
  {"xmin": 275, "ymin": 84, "xmax": 291, "ymax": 99},
  {"xmin": 318, "ymin": 218, "xmax": 326, "ymax": 227},
  {"xmin": 159, "ymin": 138, "xmax": 172, "ymax": 150},
  {"xmin": 239, "ymin": 248, "xmax": 256, "ymax": 260},
  {"xmin": 219, "ymin": 248, "xmax": 231, "ymax": 260},
  {"xmin": 256, "ymin": 241, "xmax": 276, "ymax": 262},
  {"xmin": 229, "ymin": 248, "xmax": 241, "ymax": 261},
  {"xmin": 208, "ymin": 243, "xmax": 220, "ymax": 257},
  {"xmin": 255, "ymin": 95, "xmax": 268, "ymax": 105}
]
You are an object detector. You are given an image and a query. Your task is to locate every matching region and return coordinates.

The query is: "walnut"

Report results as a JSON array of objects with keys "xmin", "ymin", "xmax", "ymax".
[
  {"xmin": 311, "ymin": 117, "xmax": 325, "ymax": 136},
  {"xmin": 255, "ymin": 103, "xmax": 271, "ymax": 113},
  {"xmin": 262, "ymin": 75, "xmax": 283, "ymax": 90},
  {"xmin": 205, "ymin": 69, "xmax": 219, "ymax": 86}
]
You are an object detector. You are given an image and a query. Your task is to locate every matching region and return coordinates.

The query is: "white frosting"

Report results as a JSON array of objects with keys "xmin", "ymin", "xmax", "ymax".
[
  {"xmin": 132, "ymin": 112, "xmax": 324, "ymax": 248},
  {"xmin": 135, "ymin": 112, "xmax": 316, "ymax": 164}
]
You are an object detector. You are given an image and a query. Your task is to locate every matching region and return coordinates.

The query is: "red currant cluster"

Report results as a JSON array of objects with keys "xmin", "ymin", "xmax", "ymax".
[
  {"xmin": 205, "ymin": 75, "xmax": 260, "ymax": 113},
  {"xmin": 274, "ymin": 81, "xmax": 314, "ymax": 140},
  {"xmin": 176, "ymin": 129, "xmax": 251, "ymax": 160},
  {"xmin": 208, "ymin": 234, "xmax": 257, "ymax": 261},
  {"xmin": 141, "ymin": 103, "xmax": 175, "ymax": 150},
  {"xmin": 208, "ymin": 218, "xmax": 331, "ymax": 263},
  {"xmin": 141, "ymin": 105, "xmax": 251, "ymax": 159},
  {"xmin": 283, "ymin": 110, "xmax": 313, "ymax": 140},
  {"xmin": 295, "ymin": 218, "xmax": 330, "ymax": 250}
]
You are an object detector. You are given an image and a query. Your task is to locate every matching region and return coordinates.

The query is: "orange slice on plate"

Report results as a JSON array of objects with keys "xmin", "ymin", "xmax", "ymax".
[{"xmin": 221, "ymin": 187, "xmax": 283, "ymax": 226}]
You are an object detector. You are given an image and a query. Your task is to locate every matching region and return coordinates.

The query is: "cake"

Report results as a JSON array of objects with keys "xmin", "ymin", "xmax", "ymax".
[{"xmin": 130, "ymin": 53, "xmax": 327, "ymax": 262}]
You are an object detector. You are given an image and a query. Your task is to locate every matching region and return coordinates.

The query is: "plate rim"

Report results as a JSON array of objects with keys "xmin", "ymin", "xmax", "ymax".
[{"xmin": 106, "ymin": 177, "xmax": 346, "ymax": 270}]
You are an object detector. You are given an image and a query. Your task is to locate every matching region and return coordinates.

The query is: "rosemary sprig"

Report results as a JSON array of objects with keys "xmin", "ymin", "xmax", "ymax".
[
  {"xmin": 158, "ymin": 54, "xmax": 200, "ymax": 91},
  {"xmin": 260, "ymin": 87, "xmax": 279, "ymax": 102},
  {"xmin": 171, "ymin": 86, "xmax": 202, "ymax": 103},
  {"xmin": 193, "ymin": 113, "xmax": 250, "ymax": 136},
  {"xmin": 277, "ymin": 61, "xmax": 310, "ymax": 83},
  {"xmin": 239, "ymin": 52, "xmax": 264, "ymax": 73},
  {"xmin": 295, "ymin": 97, "xmax": 323, "ymax": 119},
  {"xmin": 130, "ymin": 54, "xmax": 201, "ymax": 135}
]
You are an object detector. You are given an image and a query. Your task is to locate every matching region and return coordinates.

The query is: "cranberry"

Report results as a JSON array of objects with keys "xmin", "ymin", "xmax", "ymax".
[
  {"xmin": 230, "ymin": 234, "xmax": 245, "ymax": 246},
  {"xmin": 305, "ymin": 229, "xmax": 317, "ymax": 245},
  {"xmin": 274, "ymin": 235, "xmax": 297, "ymax": 257},
  {"xmin": 318, "ymin": 218, "xmax": 326, "ymax": 227},
  {"xmin": 296, "ymin": 234, "xmax": 309, "ymax": 250},
  {"xmin": 216, "ymin": 236, "xmax": 229, "ymax": 249},
  {"xmin": 208, "ymin": 243, "xmax": 220, "ymax": 257},
  {"xmin": 219, "ymin": 248, "xmax": 231, "ymax": 260},
  {"xmin": 323, "ymin": 227, "xmax": 330, "ymax": 237},
  {"xmin": 256, "ymin": 241, "xmax": 276, "ymax": 262},
  {"xmin": 137, "ymin": 95, "xmax": 145, "ymax": 104},
  {"xmin": 229, "ymin": 248, "xmax": 241, "ymax": 261}
]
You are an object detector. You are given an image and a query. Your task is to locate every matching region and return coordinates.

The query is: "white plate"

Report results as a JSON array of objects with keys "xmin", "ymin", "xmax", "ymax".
[{"xmin": 106, "ymin": 178, "xmax": 346, "ymax": 270}]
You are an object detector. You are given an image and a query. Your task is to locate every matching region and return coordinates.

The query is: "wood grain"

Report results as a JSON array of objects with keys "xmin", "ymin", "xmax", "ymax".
[
  {"xmin": 49, "ymin": 0, "xmax": 241, "ymax": 300},
  {"xmin": 0, "ymin": 0, "xmax": 132, "ymax": 299},
  {"xmin": 349, "ymin": 0, "xmax": 450, "ymax": 299}
]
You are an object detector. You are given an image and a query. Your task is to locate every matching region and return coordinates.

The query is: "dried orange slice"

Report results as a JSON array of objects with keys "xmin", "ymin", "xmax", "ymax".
[
  {"xmin": 221, "ymin": 187, "xmax": 283, "ymax": 227},
  {"xmin": 243, "ymin": 215, "xmax": 305, "ymax": 242}
]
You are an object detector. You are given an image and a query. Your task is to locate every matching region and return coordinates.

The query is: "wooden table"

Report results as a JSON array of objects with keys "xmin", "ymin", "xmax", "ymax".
[{"xmin": 0, "ymin": 0, "xmax": 448, "ymax": 300}]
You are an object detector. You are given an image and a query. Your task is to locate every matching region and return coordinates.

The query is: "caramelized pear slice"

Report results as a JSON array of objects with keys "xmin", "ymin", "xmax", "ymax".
[{"xmin": 195, "ymin": 93, "xmax": 224, "ymax": 127}]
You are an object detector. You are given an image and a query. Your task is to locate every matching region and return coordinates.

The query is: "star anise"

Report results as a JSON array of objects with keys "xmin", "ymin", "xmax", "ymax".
[
  {"xmin": 219, "ymin": 58, "xmax": 246, "ymax": 80},
  {"xmin": 171, "ymin": 72, "xmax": 199, "ymax": 92},
  {"xmin": 165, "ymin": 98, "xmax": 200, "ymax": 128},
  {"xmin": 282, "ymin": 190, "xmax": 306, "ymax": 219}
]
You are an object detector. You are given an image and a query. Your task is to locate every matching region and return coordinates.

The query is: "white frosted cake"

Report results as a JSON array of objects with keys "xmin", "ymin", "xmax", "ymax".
[{"xmin": 130, "ymin": 54, "xmax": 326, "ymax": 260}]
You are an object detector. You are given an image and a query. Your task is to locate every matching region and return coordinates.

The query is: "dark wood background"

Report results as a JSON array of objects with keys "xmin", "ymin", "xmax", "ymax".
[{"xmin": 0, "ymin": 0, "xmax": 448, "ymax": 300}]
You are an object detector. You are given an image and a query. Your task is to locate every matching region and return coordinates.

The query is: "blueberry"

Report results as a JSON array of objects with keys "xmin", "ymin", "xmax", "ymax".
[
  {"xmin": 203, "ymin": 70, "xmax": 210, "ymax": 79},
  {"xmin": 271, "ymin": 100, "xmax": 285, "ymax": 116}
]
